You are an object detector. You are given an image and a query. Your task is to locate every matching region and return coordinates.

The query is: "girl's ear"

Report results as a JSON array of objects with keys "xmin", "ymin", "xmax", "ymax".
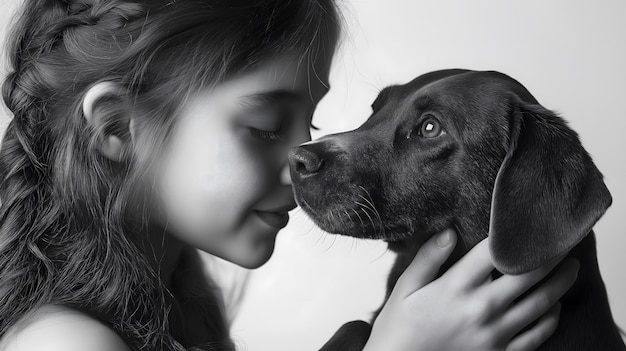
[{"xmin": 82, "ymin": 82, "xmax": 135, "ymax": 162}]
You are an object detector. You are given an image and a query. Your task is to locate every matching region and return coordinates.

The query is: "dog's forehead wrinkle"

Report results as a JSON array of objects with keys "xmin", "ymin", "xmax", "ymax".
[{"xmin": 360, "ymin": 110, "xmax": 408, "ymax": 144}]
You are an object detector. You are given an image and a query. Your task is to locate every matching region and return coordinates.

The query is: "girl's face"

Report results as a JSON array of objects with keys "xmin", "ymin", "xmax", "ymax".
[{"xmin": 154, "ymin": 55, "xmax": 330, "ymax": 268}]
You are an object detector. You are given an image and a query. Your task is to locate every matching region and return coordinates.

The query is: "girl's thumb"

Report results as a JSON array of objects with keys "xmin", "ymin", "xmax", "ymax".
[{"xmin": 393, "ymin": 228, "xmax": 457, "ymax": 297}]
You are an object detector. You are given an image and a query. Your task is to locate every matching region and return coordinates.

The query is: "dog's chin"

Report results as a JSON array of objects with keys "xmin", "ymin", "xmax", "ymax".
[{"xmin": 297, "ymin": 199, "xmax": 414, "ymax": 242}]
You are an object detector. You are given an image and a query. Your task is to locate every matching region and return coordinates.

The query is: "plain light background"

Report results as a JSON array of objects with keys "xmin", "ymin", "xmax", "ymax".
[{"xmin": 1, "ymin": 1, "xmax": 624, "ymax": 350}]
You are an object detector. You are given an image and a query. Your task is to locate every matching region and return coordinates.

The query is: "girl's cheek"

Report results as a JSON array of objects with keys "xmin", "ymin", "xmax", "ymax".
[{"xmin": 197, "ymin": 137, "xmax": 269, "ymax": 195}]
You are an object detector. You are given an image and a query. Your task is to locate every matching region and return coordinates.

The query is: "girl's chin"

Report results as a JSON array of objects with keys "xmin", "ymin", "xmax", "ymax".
[
  {"xmin": 220, "ymin": 236, "xmax": 277, "ymax": 269},
  {"xmin": 229, "ymin": 248, "xmax": 275, "ymax": 269}
]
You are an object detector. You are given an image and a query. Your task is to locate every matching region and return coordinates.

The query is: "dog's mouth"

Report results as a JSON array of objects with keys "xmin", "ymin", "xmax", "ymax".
[{"xmin": 296, "ymin": 193, "xmax": 414, "ymax": 242}]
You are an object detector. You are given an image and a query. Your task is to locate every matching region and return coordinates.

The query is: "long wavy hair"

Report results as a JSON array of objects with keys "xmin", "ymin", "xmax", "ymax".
[{"xmin": 0, "ymin": 0, "xmax": 341, "ymax": 349}]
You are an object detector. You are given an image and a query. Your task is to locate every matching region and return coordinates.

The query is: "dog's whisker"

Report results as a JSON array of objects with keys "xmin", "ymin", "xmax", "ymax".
[
  {"xmin": 343, "ymin": 208, "xmax": 350, "ymax": 225},
  {"xmin": 340, "ymin": 209, "xmax": 350, "ymax": 229},
  {"xmin": 350, "ymin": 235, "xmax": 359, "ymax": 253},
  {"xmin": 364, "ymin": 191, "xmax": 385, "ymax": 237},
  {"xmin": 356, "ymin": 194, "xmax": 382, "ymax": 233},
  {"xmin": 318, "ymin": 231, "xmax": 332, "ymax": 252},
  {"xmin": 357, "ymin": 187, "xmax": 378, "ymax": 215},
  {"xmin": 304, "ymin": 223, "xmax": 317, "ymax": 236},
  {"xmin": 328, "ymin": 208, "xmax": 335, "ymax": 229},
  {"xmin": 313, "ymin": 226, "xmax": 329, "ymax": 247},
  {"xmin": 357, "ymin": 190, "xmax": 385, "ymax": 237},
  {"xmin": 355, "ymin": 198, "xmax": 375, "ymax": 213},
  {"xmin": 329, "ymin": 231, "xmax": 337, "ymax": 250},
  {"xmin": 356, "ymin": 205, "xmax": 376, "ymax": 239},
  {"xmin": 352, "ymin": 207, "xmax": 365, "ymax": 227}
]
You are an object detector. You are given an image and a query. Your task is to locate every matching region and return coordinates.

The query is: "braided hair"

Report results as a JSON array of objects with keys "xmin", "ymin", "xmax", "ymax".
[{"xmin": 0, "ymin": 0, "xmax": 341, "ymax": 350}]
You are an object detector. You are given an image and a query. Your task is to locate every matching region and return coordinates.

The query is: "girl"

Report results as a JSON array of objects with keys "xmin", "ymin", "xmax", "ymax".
[{"xmin": 0, "ymin": 0, "xmax": 578, "ymax": 350}]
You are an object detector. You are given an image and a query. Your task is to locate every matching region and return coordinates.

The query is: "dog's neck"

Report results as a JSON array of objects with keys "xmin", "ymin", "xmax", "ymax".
[
  {"xmin": 389, "ymin": 197, "xmax": 493, "ymax": 275},
  {"xmin": 441, "ymin": 214, "xmax": 490, "ymax": 272}
]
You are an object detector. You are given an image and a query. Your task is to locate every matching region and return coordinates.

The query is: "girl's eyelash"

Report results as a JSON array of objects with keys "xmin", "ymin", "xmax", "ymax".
[
  {"xmin": 249, "ymin": 128, "xmax": 285, "ymax": 142},
  {"xmin": 249, "ymin": 121, "xmax": 318, "ymax": 143}
]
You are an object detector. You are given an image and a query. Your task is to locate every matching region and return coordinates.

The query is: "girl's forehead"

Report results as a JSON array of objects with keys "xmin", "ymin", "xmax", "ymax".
[
  {"xmin": 242, "ymin": 54, "xmax": 331, "ymax": 86},
  {"xmin": 181, "ymin": 54, "xmax": 330, "ymax": 113},
  {"xmin": 217, "ymin": 55, "xmax": 330, "ymax": 100}
]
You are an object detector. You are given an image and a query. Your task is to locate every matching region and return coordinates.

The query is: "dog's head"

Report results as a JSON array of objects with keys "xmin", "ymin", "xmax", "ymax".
[{"xmin": 289, "ymin": 69, "xmax": 612, "ymax": 274}]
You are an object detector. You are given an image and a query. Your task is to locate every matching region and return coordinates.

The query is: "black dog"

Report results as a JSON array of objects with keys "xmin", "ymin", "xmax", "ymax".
[{"xmin": 288, "ymin": 69, "xmax": 625, "ymax": 350}]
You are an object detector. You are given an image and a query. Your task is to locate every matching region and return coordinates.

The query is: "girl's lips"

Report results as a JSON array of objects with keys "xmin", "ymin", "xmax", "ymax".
[{"xmin": 254, "ymin": 210, "xmax": 290, "ymax": 229}]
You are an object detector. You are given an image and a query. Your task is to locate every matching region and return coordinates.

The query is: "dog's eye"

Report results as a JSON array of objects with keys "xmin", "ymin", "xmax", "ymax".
[{"xmin": 418, "ymin": 116, "xmax": 444, "ymax": 138}]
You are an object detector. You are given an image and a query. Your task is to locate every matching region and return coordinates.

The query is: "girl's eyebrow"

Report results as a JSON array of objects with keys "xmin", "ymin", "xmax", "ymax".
[{"xmin": 238, "ymin": 90, "xmax": 305, "ymax": 110}]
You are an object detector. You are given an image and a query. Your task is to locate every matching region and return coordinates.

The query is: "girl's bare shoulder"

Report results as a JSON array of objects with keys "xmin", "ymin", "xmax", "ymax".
[{"xmin": 0, "ymin": 305, "xmax": 131, "ymax": 351}]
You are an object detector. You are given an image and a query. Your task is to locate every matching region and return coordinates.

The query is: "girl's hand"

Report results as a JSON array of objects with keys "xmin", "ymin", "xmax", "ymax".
[{"xmin": 363, "ymin": 229, "xmax": 580, "ymax": 351}]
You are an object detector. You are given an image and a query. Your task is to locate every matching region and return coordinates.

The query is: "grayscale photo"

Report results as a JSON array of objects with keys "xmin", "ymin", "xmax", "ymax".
[{"xmin": 0, "ymin": 1, "xmax": 624, "ymax": 350}]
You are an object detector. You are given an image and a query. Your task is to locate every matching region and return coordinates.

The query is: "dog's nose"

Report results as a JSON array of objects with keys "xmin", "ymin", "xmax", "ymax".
[{"xmin": 288, "ymin": 146, "xmax": 323, "ymax": 180}]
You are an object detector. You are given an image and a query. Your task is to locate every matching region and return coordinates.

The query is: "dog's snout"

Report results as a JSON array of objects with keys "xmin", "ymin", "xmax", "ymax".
[{"xmin": 288, "ymin": 146, "xmax": 324, "ymax": 180}]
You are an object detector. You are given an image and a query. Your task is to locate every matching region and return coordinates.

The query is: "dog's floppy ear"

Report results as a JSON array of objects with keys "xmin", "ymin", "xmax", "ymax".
[{"xmin": 489, "ymin": 99, "xmax": 612, "ymax": 274}]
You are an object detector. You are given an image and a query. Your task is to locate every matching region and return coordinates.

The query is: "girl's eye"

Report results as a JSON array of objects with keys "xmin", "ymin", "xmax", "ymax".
[
  {"xmin": 417, "ymin": 115, "xmax": 445, "ymax": 138},
  {"xmin": 249, "ymin": 127, "xmax": 285, "ymax": 143}
]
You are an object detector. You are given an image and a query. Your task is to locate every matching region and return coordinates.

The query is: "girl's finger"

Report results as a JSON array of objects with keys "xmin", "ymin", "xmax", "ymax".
[
  {"xmin": 484, "ymin": 258, "xmax": 577, "ymax": 311},
  {"xmin": 504, "ymin": 303, "xmax": 561, "ymax": 351},
  {"xmin": 493, "ymin": 260, "xmax": 578, "ymax": 340},
  {"xmin": 440, "ymin": 238, "xmax": 495, "ymax": 289},
  {"xmin": 480, "ymin": 271, "xmax": 494, "ymax": 287},
  {"xmin": 393, "ymin": 228, "xmax": 457, "ymax": 297}
]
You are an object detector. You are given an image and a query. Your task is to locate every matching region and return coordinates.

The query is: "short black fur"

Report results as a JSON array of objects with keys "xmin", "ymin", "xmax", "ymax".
[{"xmin": 288, "ymin": 69, "xmax": 624, "ymax": 350}]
